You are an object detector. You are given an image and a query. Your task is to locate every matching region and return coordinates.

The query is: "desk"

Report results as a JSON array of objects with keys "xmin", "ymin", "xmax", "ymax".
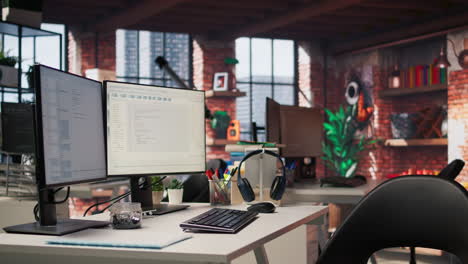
[{"xmin": 0, "ymin": 203, "xmax": 327, "ymax": 264}]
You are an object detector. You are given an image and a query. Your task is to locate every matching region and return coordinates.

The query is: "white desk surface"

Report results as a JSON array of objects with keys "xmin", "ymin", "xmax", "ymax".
[{"xmin": 0, "ymin": 203, "xmax": 327, "ymax": 264}]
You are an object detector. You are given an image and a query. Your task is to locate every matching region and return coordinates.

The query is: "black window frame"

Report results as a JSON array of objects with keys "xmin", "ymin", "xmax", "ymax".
[{"xmin": 236, "ymin": 37, "xmax": 298, "ymax": 140}]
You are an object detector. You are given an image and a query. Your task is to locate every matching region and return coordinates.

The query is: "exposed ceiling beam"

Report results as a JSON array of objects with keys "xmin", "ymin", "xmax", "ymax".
[
  {"xmin": 359, "ymin": 1, "xmax": 444, "ymax": 11},
  {"xmin": 92, "ymin": 0, "xmax": 189, "ymax": 32},
  {"xmin": 332, "ymin": 8, "xmax": 422, "ymax": 18},
  {"xmin": 332, "ymin": 11, "xmax": 468, "ymax": 55},
  {"xmin": 223, "ymin": 0, "xmax": 363, "ymax": 39},
  {"xmin": 198, "ymin": 0, "xmax": 291, "ymax": 11}
]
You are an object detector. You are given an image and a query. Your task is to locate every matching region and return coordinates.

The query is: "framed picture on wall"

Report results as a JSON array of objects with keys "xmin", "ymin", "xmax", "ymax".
[{"xmin": 213, "ymin": 72, "xmax": 228, "ymax": 91}]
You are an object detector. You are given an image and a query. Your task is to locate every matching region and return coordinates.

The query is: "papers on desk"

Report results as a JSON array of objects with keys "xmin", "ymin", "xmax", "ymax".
[{"xmin": 47, "ymin": 229, "xmax": 192, "ymax": 249}]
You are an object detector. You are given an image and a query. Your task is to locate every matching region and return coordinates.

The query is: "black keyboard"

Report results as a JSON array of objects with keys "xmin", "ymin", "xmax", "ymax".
[{"xmin": 180, "ymin": 208, "xmax": 258, "ymax": 233}]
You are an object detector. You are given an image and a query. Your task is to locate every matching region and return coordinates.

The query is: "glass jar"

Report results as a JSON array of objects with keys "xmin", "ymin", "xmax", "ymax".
[{"xmin": 109, "ymin": 202, "xmax": 142, "ymax": 229}]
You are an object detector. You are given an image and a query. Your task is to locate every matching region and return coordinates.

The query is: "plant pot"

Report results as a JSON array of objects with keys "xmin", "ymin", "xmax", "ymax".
[
  {"xmin": 215, "ymin": 128, "xmax": 227, "ymax": 139},
  {"xmin": 2, "ymin": 7, "xmax": 42, "ymax": 28},
  {"xmin": 152, "ymin": 191, "xmax": 164, "ymax": 205},
  {"xmin": 168, "ymin": 189, "xmax": 183, "ymax": 204},
  {"xmin": 0, "ymin": 65, "xmax": 18, "ymax": 87}
]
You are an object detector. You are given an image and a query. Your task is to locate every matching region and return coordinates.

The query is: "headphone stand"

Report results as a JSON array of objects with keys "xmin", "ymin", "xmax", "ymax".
[{"xmin": 244, "ymin": 147, "xmax": 271, "ymax": 203}]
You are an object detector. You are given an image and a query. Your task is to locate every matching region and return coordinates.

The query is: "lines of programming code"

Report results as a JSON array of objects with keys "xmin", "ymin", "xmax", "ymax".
[{"xmin": 106, "ymin": 82, "xmax": 205, "ymax": 175}]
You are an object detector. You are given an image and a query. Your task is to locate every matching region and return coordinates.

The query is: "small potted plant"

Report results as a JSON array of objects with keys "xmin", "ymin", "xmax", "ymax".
[
  {"xmin": 167, "ymin": 178, "xmax": 184, "ymax": 204},
  {"xmin": 2, "ymin": 0, "xmax": 43, "ymax": 28},
  {"xmin": 151, "ymin": 176, "xmax": 164, "ymax": 205},
  {"xmin": 210, "ymin": 110, "xmax": 231, "ymax": 139},
  {"xmin": 0, "ymin": 50, "xmax": 18, "ymax": 87}
]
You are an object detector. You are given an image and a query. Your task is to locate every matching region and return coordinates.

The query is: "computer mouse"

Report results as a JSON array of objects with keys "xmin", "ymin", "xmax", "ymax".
[{"xmin": 247, "ymin": 202, "xmax": 276, "ymax": 214}]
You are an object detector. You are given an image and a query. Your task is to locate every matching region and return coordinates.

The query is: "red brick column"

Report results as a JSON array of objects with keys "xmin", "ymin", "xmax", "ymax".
[
  {"xmin": 297, "ymin": 41, "xmax": 326, "ymax": 178},
  {"xmin": 193, "ymin": 36, "xmax": 236, "ymax": 160},
  {"xmin": 67, "ymin": 28, "xmax": 115, "ymax": 76},
  {"xmin": 448, "ymin": 69, "xmax": 468, "ymax": 182}
]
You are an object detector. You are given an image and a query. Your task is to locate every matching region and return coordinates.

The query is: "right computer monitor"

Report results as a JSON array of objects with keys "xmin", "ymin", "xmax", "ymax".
[{"xmin": 104, "ymin": 81, "xmax": 206, "ymax": 209}]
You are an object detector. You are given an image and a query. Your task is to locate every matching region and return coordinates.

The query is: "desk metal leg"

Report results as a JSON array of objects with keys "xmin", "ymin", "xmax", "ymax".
[{"xmin": 254, "ymin": 245, "xmax": 270, "ymax": 264}]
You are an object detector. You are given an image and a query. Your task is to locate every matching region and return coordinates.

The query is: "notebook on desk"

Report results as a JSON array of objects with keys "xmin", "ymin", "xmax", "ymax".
[{"xmin": 47, "ymin": 229, "xmax": 192, "ymax": 249}]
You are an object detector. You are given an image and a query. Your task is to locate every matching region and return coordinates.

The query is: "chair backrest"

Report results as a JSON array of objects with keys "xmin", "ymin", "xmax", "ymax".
[
  {"xmin": 438, "ymin": 159, "xmax": 465, "ymax": 180},
  {"xmin": 317, "ymin": 176, "xmax": 468, "ymax": 264}
]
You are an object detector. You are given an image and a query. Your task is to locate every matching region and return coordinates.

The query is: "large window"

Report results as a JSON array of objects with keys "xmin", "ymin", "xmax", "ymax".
[
  {"xmin": 116, "ymin": 30, "xmax": 192, "ymax": 87},
  {"xmin": 235, "ymin": 38, "xmax": 296, "ymax": 141}
]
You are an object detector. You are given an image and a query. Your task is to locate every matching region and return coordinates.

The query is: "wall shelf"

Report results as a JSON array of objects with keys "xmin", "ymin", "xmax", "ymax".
[
  {"xmin": 205, "ymin": 90, "xmax": 246, "ymax": 98},
  {"xmin": 206, "ymin": 139, "xmax": 238, "ymax": 147},
  {"xmin": 378, "ymin": 84, "xmax": 447, "ymax": 98},
  {"xmin": 384, "ymin": 138, "xmax": 447, "ymax": 147}
]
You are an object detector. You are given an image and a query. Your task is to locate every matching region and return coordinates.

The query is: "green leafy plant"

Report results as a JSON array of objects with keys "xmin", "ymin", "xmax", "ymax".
[
  {"xmin": 167, "ymin": 178, "xmax": 183, "ymax": 189},
  {"xmin": 0, "ymin": 51, "xmax": 18, "ymax": 67},
  {"xmin": 322, "ymin": 105, "xmax": 378, "ymax": 178},
  {"xmin": 210, "ymin": 110, "xmax": 231, "ymax": 130},
  {"xmin": 150, "ymin": 176, "xmax": 164, "ymax": 192}
]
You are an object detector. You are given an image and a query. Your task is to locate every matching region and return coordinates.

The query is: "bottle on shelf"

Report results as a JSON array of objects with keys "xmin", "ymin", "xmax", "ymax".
[{"xmin": 388, "ymin": 65, "xmax": 401, "ymax": 89}]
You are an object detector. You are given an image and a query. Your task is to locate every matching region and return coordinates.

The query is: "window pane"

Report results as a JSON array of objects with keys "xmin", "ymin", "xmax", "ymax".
[
  {"xmin": 273, "ymin": 39, "xmax": 294, "ymax": 84},
  {"xmin": 236, "ymin": 83, "xmax": 251, "ymax": 135},
  {"xmin": 4, "ymin": 92, "xmax": 18, "ymax": 103},
  {"xmin": 235, "ymin": 38, "xmax": 250, "ymax": 82},
  {"xmin": 165, "ymin": 33, "xmax": 190, "ymax": 82},
  {"xmin": 252, "ymin": 84, "xmax": 272, "ymax": 128},
  {"xmin": 251, "ymin": 38, "xmax": 272, "ymax": 83},
  {"xmin": 152, "ymin": 79, "xmax": 164, "ymax": 86},
  {"xmin": 274, "ymin": 84, "xmax": 294, "ymax": 105},
  {"xmin": 22, "ymin": 93, "xmax": 34, "ymax": 103},
  {"xmin": 40, "ymin": 23, "xmax": 65, "ymax": 69},
  {"xmin": 138, "ymin": 31, "xmax": 151, "ymax": 78},
  {"xmin": 4, "ymin": 35, "xmax": 18, "ymax": 66},
  {"xmin": 116, "ymin": 30, "xmax": 138, "ymax": 77},
  {"xmin": 151, "ymin": 32, "xmax": 164, "ymax": 79},
  {"xmin": 21, "ymin": 37, "xmax": 34, "ymax": 67},
  {"xmin": 116, "ymin": 29, "xmax": 126, "ymax": 76}
]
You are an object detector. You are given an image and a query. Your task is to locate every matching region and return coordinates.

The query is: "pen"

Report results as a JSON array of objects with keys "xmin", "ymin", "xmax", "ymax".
[{"xmin": 224, "ymin": 167, "xmax": 237, "ymax": 184}]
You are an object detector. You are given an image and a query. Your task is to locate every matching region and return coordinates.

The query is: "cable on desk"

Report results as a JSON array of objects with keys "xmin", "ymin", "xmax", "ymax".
[{"xmin": 82, "ymin": 176, "xmax": 167, "ymax": 217}]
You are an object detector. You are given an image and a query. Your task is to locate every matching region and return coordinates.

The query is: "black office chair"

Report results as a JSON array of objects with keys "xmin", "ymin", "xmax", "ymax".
[
  {"xmin": 316, "ymin": 175, "xmax": 468, "ymax": 264},
  {"xmin": 437, "ymin": 159, "xmax": 465, "ymax": 180}
]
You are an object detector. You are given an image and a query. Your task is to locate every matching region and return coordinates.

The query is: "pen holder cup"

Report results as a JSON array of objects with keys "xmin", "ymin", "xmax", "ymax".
[{"xmin": 209, "ymin": 180, "xmax": 231, "ymax": 206}]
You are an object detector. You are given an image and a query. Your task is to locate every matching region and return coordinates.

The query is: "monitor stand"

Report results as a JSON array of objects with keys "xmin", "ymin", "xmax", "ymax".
[
  {"xmin": 3, "ymin": 188, "xmax": 109, "ymax": 236},
  {"xmin": 130, "ymin": 176, "xmax": 189, "ymax": 215}
]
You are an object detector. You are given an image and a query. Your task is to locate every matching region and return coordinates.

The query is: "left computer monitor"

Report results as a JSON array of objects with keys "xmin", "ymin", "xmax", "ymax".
[{"xmin": 3, "ymin": 64, "xmax": 109, "ymax": 235}]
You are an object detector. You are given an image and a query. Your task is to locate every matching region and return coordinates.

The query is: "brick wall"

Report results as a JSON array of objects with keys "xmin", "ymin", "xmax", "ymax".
[
  {"xmin": 193, "ymin": 36, "xmax": 236, "ymax": 161},
  {"xmin": 448, "ymin": 69, "xmax": 468, "ymax": 182},
  {"xmin": 298, "ymin": 41, "xmax": 326, "ymax": 178},
  {"xmin": 80, "ymin": 32, "xmax": 116, "ymax": 75},
  {"xmin": 68, "ymin": 29, "xmax": 116, "ymax": 76},
  {"xmin": 299, "ymin": 42, "xmax": 448, "ymax": 179}
]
